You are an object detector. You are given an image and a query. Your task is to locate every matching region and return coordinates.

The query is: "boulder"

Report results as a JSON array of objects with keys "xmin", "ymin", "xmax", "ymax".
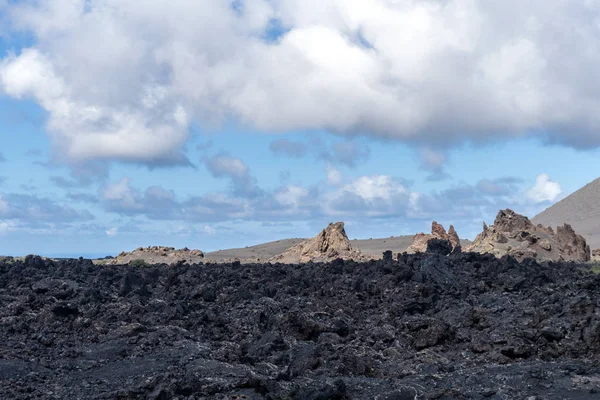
[
  {"xmin": 270, "ymin": 222, "xmax": 369, "ymax": 263},
  {"xmin": 466, "ymin": 209, "xmax": 590, "ymax": 262}
]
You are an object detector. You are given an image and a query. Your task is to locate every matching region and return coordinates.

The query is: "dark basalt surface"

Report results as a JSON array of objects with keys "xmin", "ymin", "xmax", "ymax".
[{"xmin": 2, "ymin": 253, "xmax": 600, "ymax": 399}]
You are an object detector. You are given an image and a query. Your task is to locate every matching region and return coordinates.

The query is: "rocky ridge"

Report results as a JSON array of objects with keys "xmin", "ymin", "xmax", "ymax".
[
  {"xmin": 269, "ymin": 222, "xmax": 371, "ymax": 263},
  {"xmin": 466, "ymin": 209, "xmax": 590, "ymax": 262},
  {"xmin": 406, "ymin": 221, "xmax": 462, "ymax": 254}
]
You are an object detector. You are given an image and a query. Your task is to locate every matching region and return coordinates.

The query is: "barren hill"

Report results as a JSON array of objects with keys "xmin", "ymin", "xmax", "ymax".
[{"xmin": 532, "ymin": 177, "xmax": 600, "ymax": 249}]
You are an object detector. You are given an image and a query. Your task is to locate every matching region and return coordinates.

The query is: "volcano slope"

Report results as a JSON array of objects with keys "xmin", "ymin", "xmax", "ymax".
[{"xmin": 2, "ymin": 254, "xmax": 600, "ymax": 399}]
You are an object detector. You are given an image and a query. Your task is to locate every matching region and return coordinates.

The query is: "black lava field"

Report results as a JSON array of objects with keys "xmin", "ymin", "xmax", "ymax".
[{"xmin": 2, "ymin": 252, "xmax": 600, "ymax": 399}]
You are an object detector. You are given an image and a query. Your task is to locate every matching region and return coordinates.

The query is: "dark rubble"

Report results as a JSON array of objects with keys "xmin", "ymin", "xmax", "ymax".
[{"xmin": 2, "ymin": 253, "xmax": 600, "ymax": 399}]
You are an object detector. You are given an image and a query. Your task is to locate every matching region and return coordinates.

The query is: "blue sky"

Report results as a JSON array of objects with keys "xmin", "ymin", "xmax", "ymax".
[{"xmin": 1, "ymin": 1, "xmax": 599, "ymax": 257}]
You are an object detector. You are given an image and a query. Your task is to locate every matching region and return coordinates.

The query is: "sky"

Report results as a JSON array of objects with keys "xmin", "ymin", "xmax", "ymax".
[{"xmin": 1, "ymin": 0, "xmax": 599, "ymax": 258}]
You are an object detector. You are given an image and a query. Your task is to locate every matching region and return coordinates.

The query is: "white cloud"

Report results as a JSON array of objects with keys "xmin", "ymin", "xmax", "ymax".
[
  {"xmin": 0, "ymin": 220, "xmax": 16, "ymax": 234},
  {"xmin": 203, "ymin": 225, "xmax": 216, "ymax": 235},
  {"xmin": 102, "ymin": 177, "xmax": 143, "ymax": 210},
  {"xmin": 105, "ymin": 227, "xmax": 118, "ymax": 236},
  {"xmin": 326, "ymin": 164, "xmax": 342, "ymax": 186},
  {"xmin": 205, "ymin": 154, "xmax": 249, "ymax": 180},
  {"xmin": 527, "ymin": 173, "xmax": 562, "ymax": 203},
  {"xmin": 0, "ymin": 49, "xmax": 189, "ymax": 165},
  {"xmin": 342, "ymin": 175, "xmax": 407, "ymax": 202},
  {"xmin": 274, "ymin": 185, "xmax": 309, "ymax": 208},
  {"xmin": 1, "ymin": 1, "xmax": 600, "ymax": 168}
]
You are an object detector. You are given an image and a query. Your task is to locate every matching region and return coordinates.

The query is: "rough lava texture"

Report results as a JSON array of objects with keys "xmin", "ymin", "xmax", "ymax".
[
  {"xmin": 407, "ymin": 221, "xmax": 461, "ymax": 255},
  {"xmin": 2, "ymin": 254, "xmax": 600, "ymax": 399},
  {"xmin": 270, "ymin": 222, "xmax": 370, "ymax": 263},
  {"xmin": 107, "ymin": 246, "xmax": 205, "ymax": 266},
  {"xmin": 466, "ymin": 209, "xmax": 591, "ymax": 262}
]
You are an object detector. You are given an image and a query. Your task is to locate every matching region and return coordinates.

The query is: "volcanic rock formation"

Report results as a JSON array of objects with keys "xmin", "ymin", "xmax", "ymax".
[
  {"xmin": 107, "ymin": 246, "xmax": 205, "ymax": 266},
  {"xmin": 407, "ymin": 221, "xmax": 461, "ymax": 254},
  {"xmin": 270, "ymin": 222, "xmax": 370, "ymax": 263},
  {"xmin": 466, "ymin": 209, "xmax": 590, "ymax": 262}
]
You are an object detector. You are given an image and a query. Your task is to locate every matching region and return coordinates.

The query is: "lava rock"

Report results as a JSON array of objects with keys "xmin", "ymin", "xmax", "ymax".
[{"xmin": 2, "ymin": 254, "xmax": 600, "ymax": 398}]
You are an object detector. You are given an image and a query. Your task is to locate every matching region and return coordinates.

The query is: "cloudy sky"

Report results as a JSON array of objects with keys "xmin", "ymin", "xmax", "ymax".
[{"xmin": 1, "ymin": 0, "xmax": 599, "ymax": 257}]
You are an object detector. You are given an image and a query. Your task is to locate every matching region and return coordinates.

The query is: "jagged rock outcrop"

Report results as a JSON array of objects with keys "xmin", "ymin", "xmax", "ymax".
[
  {"xmin": 270, "ymin": 222, "xmax": 370, "ymax": 263},
  {"xmin": 448, "ymin": 225, "xmax": 461, "ymax": 253},
  {"xmin": 407, "ymin": 221, "xmax": 461, "ymax": 255},
  {"xmin": 592, "ymin": 249, "xmax": 600, "ymax": 259},
  {"xmin": 466, "ymin": 209, "xmax": 590, "ymax": 262},
  {"xmin": 108, "ymin": 246, "xmax": 205, "ymax": 266}
]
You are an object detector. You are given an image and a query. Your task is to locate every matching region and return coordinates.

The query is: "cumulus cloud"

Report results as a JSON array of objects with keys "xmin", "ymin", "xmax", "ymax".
[
  {"xmin": 2, "ymin": 1, "xmax": 599, "ymax": 170},
  {"xmin": 97, "ymin": 172, "xmax": 414, "ymax": 223},
  {"xmin": 92, "ymin": 170, "xmax": 558, "ymax": 241},
  {"xmin": 0, "ymin": 192, "xmax": 95, "ymax": 223},
  {"xmin": 205, "ymin": 154, "xmax": 250, "ymax": 180},
  {"xmin": 526, "ymin": 174, "xmax": 562, "ymax": 203},
  {"xmin": 326, "ymin": 175, "xmax": 411, "ymax": 217},
  {"xmin": 204, "ymin": 153, "xmax": 263, "ymax": 198},
  {"xmin": 102, "ymin": 177, "xmax": 181, "ymax": 219}
]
